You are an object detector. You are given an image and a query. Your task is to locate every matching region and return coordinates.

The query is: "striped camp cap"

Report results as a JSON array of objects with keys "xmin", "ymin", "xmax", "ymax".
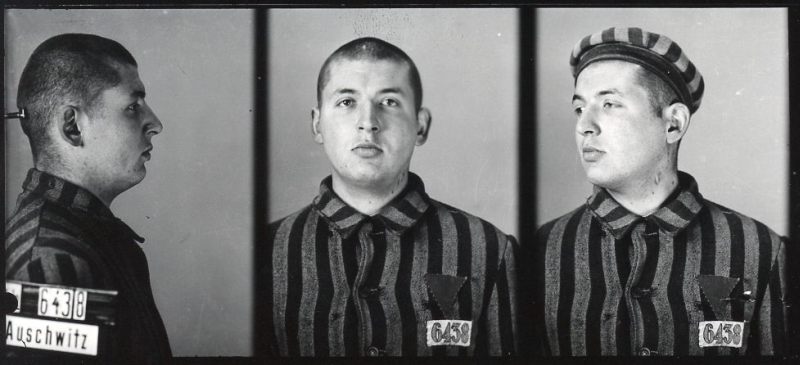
[{"xmin": 570, "ymin": 27, "xmax": 704, "ymax": 113}]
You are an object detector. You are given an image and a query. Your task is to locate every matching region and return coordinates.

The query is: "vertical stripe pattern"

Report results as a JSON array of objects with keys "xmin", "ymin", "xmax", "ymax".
[
  {"xmin": 5, "ymin": 169, "xmax": 172, "ymax": 363},
  {"xmin": 531, "ymin": 171, "xmax": 787, "ymax": 356},
  {"xmin": 263, "ymin": 173, "xmax": 518, "ymax": 356}
]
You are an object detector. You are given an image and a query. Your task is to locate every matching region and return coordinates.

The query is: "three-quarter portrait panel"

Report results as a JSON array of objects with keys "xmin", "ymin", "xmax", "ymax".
[
  {"xmin": 3, "ymin": 5, "xmax": 795, "ymax": 361},
  {"xmin": 532, "ymin": 8, "xmax": 789, "ymax": 357}
]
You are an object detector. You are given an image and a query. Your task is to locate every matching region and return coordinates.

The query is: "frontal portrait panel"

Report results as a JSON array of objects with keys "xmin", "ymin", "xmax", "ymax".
[
  {"xmin": 268, "ymin": 8, "xmax": 519, "ymax": 236},
  {"xmin": 262, "ymin": 8, "xmax": 520, "ymax": 357}
]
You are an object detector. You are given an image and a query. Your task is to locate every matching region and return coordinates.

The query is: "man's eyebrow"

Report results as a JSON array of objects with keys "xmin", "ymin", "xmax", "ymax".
[
  {"xmin": 332, "ymin": 88, "xmax": 357, "ymax": 95},
  {"xmin": 597, "ymin": 88, "xmax": 622, "ymax": 97},
  {"xmin": 131, "ymin": 90, "xmax": 146, "ymax": 98},
  {"xmin": 572, "ymin": 88, "xmax": 623, "ymax": 102},
  {"xmin": 378, "ymin": 87, "xmax": 405, "ymax": 95}
]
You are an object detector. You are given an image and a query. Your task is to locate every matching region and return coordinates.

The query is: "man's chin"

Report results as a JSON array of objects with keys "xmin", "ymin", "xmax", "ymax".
[
  {"xmin": 335, "ymin": 169, "xmax": 401, "ymax": 189},
  {"xmin": 346, "ymin": 174, "xmax": 386, "ymax": 188},
  {"xmin": 124, "ymin": 169, "xmax": 147, "ymax": 189},
  {"xmin": 583, "ymin": 169, "xmax": 611, "ymax": 188}
]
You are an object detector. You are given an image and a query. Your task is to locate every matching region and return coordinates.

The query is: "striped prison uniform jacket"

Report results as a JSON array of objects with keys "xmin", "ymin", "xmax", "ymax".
[
  {"xmin": 261, "ymin": 172, "xmax": 518, "ymax": 356},
  {"xmin": 5, "ymin": 169, "xmax": 172, "ymax": 363},
  {"xmin": 527, "ymin": 171, "xmax": 787, "ymax": 356}
]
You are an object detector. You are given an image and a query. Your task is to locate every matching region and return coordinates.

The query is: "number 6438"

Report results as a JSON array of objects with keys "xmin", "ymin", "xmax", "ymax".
[
  {"xmin": 698, "ymin": 321, "xmax": 744, "ymax": 348},
  {"xmin": 426, "ymin": 320, "xmax": 472, "ymax": 347},
  {"xmin": 38, "ymin": 287, "xmax": 87, "ymax": 321}
]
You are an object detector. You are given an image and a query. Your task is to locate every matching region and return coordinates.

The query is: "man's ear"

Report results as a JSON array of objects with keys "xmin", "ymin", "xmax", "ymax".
[
  {"xmin": 311, "ymin": 107, "xmax": 323, "ymax": 144},
  {"xmin": 415, "ymin": 107, "xmax": 432, "ymax": 146},
  {"xmin": 60, "ymin": 106, "xmax": 84, "ymax": 147},
  {"xmin": 664, "ymin": 103, "xmax": 691, "ymax": 145}
]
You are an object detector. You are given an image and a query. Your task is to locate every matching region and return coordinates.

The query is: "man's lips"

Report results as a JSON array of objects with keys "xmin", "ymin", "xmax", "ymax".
[
  {"xmin": 581, "ymin": 145, "xmax": 604, "ymax": 162},
  {"xmin": 352, "ymin": 143, "xmax": 383, "ymax": 158},
  {"xmin": 143, "ymin": 146, "xmax": 153, "ymax": 161}
]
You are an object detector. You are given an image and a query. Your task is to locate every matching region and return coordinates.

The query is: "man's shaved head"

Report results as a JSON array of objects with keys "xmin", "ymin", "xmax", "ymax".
[
  {"xmin": 17, "ymin": 33, "xmax": 137, "ymax": 163},
  {"xmin": 316, "ymin": 37, "xmax": 423, "ymax": 111},
  {"xmin": 633, "ymin": 67, "xmax": 680, "ymax": 117}
]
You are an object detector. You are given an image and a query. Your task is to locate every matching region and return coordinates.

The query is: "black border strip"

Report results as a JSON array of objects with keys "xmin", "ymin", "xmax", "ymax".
[
  {"xmin": 518, "ymin": 7, "xmax": 536, "ymax": 265},
  {"xmin": 517, "ymin": 7, "xmax": 539, "ymax": 357},
  {"xmin": 253, "ymin": 7, "xmax": 270, "ymax": 359},
  {"xmin": 1, "ymin": 4, "xmax": 10, "ymax": 322},
  {"xmin": 788, "ymin": 5, "xmax": 800, "ymax": 357},
  {"xmin": 4, "ymin": 1, "xmax": 800, "ymax": 8}
]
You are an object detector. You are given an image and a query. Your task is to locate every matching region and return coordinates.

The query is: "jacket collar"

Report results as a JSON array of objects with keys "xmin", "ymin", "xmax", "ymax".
[
  {"xmin": 587, "ymin": 171, "xmax": 705, "ymax": 239},
  {"xmin": 313, "ymin": 172, "xmax": 431, "ymax": 238},
  {"xmin": 22, "ymin": 168, "xmax": 144, "ymax": 243}
]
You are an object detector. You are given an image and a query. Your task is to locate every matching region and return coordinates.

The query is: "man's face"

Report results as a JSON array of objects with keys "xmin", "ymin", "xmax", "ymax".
[
  {"xmin": 313, "ymin": 58, "xmax": 428, "ymax": 190},
  {"xmin": 82, "ymin": 64, "xmax": 162, "ymax": 195},
  {"xmin": 572, "ymin": 60, "xmax": 669, "ymax": 191}
]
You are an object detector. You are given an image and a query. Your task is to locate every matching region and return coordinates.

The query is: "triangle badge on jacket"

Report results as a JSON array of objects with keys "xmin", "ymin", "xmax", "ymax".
[
  {"xmin": 424, "ymin": 273, "xmax": 467, "ymax": 318},
  {"xmin": 698, "ymin": 275, "xmax": 740, "ymax": 319}
]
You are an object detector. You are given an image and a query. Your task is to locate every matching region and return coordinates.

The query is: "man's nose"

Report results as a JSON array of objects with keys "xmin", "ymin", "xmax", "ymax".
[
  {"xmin": 144, "ymin": 105, "xmax": 163, "ymax": 136},
  {"xmin": 356, "ymin": 103, "xmax": 380, "ymax": 132},
  {"xmin": 576, "ymin": 105, "xmax": 599, "ymax": 136}
]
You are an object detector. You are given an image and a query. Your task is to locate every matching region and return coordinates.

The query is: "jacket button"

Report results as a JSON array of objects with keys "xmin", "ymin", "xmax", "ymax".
[
  {"xmin": 638, "ymin": 347, "xmax": 652, "ymax": 356},
  {"xmin": 631, "ymin": 287, "xmax": 653, "ymax": 299},
  {"xmin": 366, "ymin": 346, "xmax": 382, "ymax": 356},
  {"xmin": 359, "ymin": 286, "xmax": 383, "ymax": 298}
]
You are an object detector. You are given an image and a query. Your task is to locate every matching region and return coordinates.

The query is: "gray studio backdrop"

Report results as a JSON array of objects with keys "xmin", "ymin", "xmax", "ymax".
[
  {"xmin": 268, "ymin": 9, "xmax": 519, "ymax": 236},
  {"xmin": 4, "ymin": 9, "xmax": 254, "ymax": 356},
  {"xmin": 536, "ymin": 8, "xmax": 789, "ymax": 236}
]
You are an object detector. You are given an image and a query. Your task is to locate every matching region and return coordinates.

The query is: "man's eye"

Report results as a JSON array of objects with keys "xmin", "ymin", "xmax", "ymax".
[
  {"xmin": 127, "ymin": 103, "xmax": 141, "ymax": 112},
  {"xmin": 336, "ymin": 99, "xmax": 354, "ymax": 107},
  {"xmin": 603, "ymin": 101, "xmax": 617, "ymax": 109},
  {"xmin": 381, "ymin": 98, "xmax": 399, "ymax": 107},
  {"xmin": 573, "ymin": 106, "xmax": 584, "ymax": 116}
]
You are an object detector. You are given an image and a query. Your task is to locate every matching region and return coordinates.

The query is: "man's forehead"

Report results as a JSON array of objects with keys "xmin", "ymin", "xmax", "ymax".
[
  {"xmin": 329, "ymin": 56, "xmax": 410, "ymax": 71},
  {"xmin": 324, "ymin": 58, "xmax": 412, "ymax": 92},
  {"xmin": 112, "ymin": 64, "xmax": 145, "ymax": 94},
  {"xmin": 95, "ymin": 65, "xmax": 145, "ymax": 105},
  {"xmin": 575, "ymin": 60, "xmax": 641, "ymax": 92}
]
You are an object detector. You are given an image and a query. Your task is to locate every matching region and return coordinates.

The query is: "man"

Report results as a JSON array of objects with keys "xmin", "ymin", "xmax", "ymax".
[
  {"xmin": 260, "ymin": 37, "xmax": 518, "ymax": 357},
  {"xmin": 4, "ymin": 33, "xmax": 170, "ymax": 363},
  {"xmin": 529, "ymin": 27, "xmax": 787, "ymax": 356}
]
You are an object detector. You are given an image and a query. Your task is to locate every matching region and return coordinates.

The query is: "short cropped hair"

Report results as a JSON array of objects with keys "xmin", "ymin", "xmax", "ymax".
[
  {"xmin": 17, "ymin": 33, "xmax": 137, "ymax": 161},
  {"xmin": 316, "ymin": 37, "xmax": 423, "ymax": 111},
  {"xmin": 634, "ymin": 67, "xmax": 679, "ymax": 116}
]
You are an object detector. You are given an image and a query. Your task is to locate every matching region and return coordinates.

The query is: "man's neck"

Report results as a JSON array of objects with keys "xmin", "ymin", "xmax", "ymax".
[
  {"xmin": 331, "ymin": 172, "xmax": 409, "ymax": 216},
  {"xmin": 605, "ymin": 169, "xmax": 680, "ymax": 217},
  {"xmin": 36, "ymin": 162, "xmax": 116, "ymax": 207}
]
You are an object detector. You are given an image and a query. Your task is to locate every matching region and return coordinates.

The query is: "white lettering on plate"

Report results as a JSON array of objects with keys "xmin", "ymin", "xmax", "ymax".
[{"xmin": 5, "ymin": 315, "xmax": 99, "ymax": 356}]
